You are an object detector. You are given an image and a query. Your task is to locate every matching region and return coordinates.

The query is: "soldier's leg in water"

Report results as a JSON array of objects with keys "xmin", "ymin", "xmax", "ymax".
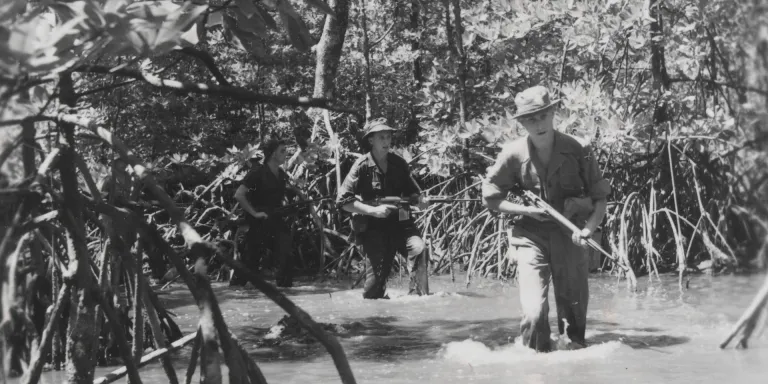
[
  {"xmin": 274, "ymin": 229, "xmax": 294, "ymax": 288},
  {"xmin": 514, "ymin": 234, "xmax": 553, "ymax": 352},
  {"xmin": 403, "ymin": 227, "xmax": 428, "ymax": 296},
  {"xmin": 232, "ymin": 226, "xmax": 265, "ymax": 286},
  {"xmin": 551, "ymin": 228, "xmax": 589, "ymax": 346},
  {"xmin": 361, "ymin": 228, "xmax": 396, "ymax": 299}
]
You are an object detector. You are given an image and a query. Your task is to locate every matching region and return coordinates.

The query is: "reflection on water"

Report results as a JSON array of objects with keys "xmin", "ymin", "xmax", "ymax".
[{"xmin": 31, "ymin": 273, "xmax": 768, "ymax": 384}]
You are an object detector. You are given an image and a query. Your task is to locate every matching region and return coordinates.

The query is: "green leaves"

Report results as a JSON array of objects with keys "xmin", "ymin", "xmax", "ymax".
[
  {"xmin": 274, "ymin": 0, "xmax": 315, "ymax": 52},
  {"xmin": 224, "ymin": 0, "xmax": 316, "ymax": 55},
  {"xmin": 223, "ymin": 13, "xmax": 269, "ymax": 58},
  {"xmin": 0, "ymin": 0, "xmax": 209, "ymax": 77},
  {"xmin": 0, "ymin": 0, "xmax": 26, "ymax": 24}
]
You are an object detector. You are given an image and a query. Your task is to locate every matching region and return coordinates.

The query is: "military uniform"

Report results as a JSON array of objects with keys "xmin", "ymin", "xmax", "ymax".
[
  {"xmin": 483, "ymin": 131, "xmax": 611, "ymax": 350},
  {"xmin": 337, "ymin": 120, "xmax": 429, "ymax": 299},
  {"xmin": 233, "ymin": 165, "xmax": 294, "ymax": 287}
]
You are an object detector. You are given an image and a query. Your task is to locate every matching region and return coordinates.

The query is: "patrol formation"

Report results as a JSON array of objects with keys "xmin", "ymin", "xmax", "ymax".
[{"xmin": 234, "ymin": 85, "xmax": 610, "ymax": 351}]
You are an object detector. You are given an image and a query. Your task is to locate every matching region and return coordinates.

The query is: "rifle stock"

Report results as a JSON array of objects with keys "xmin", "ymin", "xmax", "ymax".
[{"xmin": 520, "ymin": 190, "xmax": 628, "ymax": 272}]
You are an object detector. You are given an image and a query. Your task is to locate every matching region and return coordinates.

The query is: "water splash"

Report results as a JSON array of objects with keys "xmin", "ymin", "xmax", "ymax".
[{"xmin": 439, "ymin": 336, "xmax": 626, "ymax": 366}]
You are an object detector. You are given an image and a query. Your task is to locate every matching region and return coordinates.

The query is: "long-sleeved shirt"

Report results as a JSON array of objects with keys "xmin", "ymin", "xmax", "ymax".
[{"xmin": 482, "ymin": 131, "xmax": 611, "ymax": 227}]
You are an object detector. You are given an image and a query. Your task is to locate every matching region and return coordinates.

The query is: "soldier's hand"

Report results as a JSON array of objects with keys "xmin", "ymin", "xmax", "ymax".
[
  {"xmin": 572, "ymin": 228, "xmax": 592, "ymax": 248},
  {"xmin": 415, "ymin": 195, "xmax": 430, "ymax": 211},
  {"xmin": 252, "ymin": 212, "xmax": 269, "ymax": 220},
  {"xmin": 370, "ymin": 204, "xmax": 397, "ymax": 218}
]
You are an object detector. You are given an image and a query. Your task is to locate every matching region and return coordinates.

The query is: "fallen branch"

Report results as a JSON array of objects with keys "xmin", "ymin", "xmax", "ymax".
[{"xmin": 93, "ymin": 331, "xmax": 198, "ymax": 384}]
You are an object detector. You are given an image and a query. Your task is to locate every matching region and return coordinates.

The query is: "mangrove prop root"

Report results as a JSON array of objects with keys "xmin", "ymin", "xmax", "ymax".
[
  {"xmin": 111, "ymin": 228, "xmax": 179, "ymax": 384},
  {"xmin": 191, "ymin": 253, "xmax": 248, "ymax": 384},
  {"xmin": 92, "ymin": 285, "xmax": 143, "ymax": 384},
  {"xmin": 21, "ymin": 284, "xmax": 70, "ymax": 384},
  {"xmin": 216, "ymin": 252, "xmax": 357, "ymax": 384},
  {"xmin": 720, "ymin": 272, "xmax": 768, "ymax": 349},
  {"xmin": 229, "ymin": 332, "xmax": 268, "ymax": 384},
  {"xmin": 93, "ymin": 331, "xmax": 198, "ymax": 384},
  {"xmin": 185, "ymin": 330, "xmax": 202, "ymax": 384}
]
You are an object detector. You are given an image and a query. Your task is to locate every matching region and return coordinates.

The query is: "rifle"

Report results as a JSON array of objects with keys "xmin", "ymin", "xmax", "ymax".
[
  {"xmin": 238, "ymin": 195, "xmax": 332, "ymax": 224},
  {"xmin": 365, "ymin": 195, "xmax": 480, "ymax": 206},
  {"xmin": 518, "ymin": 190, "xmax": 629, "ymax": 272},
  {"xmin": 347, "ymin": 195, "xmax": 481, "ymax": 236}
]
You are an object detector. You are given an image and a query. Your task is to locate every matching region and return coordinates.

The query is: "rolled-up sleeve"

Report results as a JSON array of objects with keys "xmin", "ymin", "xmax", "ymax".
[
  {"xmin": 482, "ymin": 148, "xmax": 519, "ymax": 202},
  {"xmin": 581, "ymin": 146, "xmax": 611, "ymax": 200},
  {"xmin": 337, "ymin": 160, "xmax": 362, "ymax": 208}
]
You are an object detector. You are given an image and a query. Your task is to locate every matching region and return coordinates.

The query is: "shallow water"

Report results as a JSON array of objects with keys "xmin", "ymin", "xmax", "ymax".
[{"xmin": 35, "ymin": 272, "xmax": 768, "ymax": 384}]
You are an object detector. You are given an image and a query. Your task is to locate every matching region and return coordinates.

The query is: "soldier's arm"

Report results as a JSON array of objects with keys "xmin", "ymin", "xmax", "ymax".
[
  {"xmin": 236, "ymin": 170, "xmax": 268, "ymax": 219},
  {"xmin": 580, "ymin": 146, "xmax": 611, "ymax": 232},
  {"xmin": 337, "ymin": 161, "xmax": 394, "ymax": 218},
  {"xmin": 482, "ymin": 148, "xmax": 545, "ymax": 218}
]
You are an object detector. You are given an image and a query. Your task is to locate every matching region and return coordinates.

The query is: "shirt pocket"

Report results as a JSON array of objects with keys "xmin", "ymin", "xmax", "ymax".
[{"xmin": 558, "ymin": 162, "xmax": 585, "ymax": 198}]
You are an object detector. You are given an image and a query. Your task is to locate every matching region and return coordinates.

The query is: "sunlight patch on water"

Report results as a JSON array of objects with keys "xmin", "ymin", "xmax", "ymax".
[{"xmin": 439, "ymin": 336, "xmax": 627, "ymax": 366}]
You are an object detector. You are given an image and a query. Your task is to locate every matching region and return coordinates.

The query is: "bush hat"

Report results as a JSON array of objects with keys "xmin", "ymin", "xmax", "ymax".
[
  {"xmin": 513, "ymin": 85, "xmax": 560, "ymax": 119},
  {"xmin": 362, "ymin": 117, "xmax": 397, "ymax": 140}
]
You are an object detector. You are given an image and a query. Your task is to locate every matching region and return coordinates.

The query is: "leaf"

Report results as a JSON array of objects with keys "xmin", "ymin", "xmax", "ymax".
[
  {"xmin": 253, "ymin": 6, "xmax": 278, "ymax": 30},
  {"xmin": 235, "ymin": 0, "xmax": 260, "ymax": 18},
  {"xmin": 178, "ymin": 24, "xmax": 199, "ymax": 47},
  {"xmin": 276, "ymin": 1, "xmax": 314, "ymax": 51},
  {"xmin": 154, "ymin": 3, "xmax": 207, "ymax": 52},
  {"xmin": 303, "ymin": 0, "xmax": 335, "ymax": 16},
  {"xmin": 0, "ymin": 0, "xmax": 26, "ymax": 23},
  {"xmin": 125, "ymin": 1, "xmax": 181, "ymax": 22},
  {"xmin": 223, "ymin": 14, "xmax": 268, "ymax": 58},
  {"xmin": 235, "ymin": 8, "xmax": 269, "ymax": 37}
]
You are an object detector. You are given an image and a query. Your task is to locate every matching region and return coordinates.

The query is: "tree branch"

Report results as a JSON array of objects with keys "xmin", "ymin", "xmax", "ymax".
[
  {"xmin": 669, "ymin": 76, "xmax": 768, "ymax": 97},
  {"xmin": 72, "ymin": 65, "xmax": 360, "ymax": 114},
  {"xmin": 177, "ymin": 47, "xmax": 231, "ymax": 86},
  {"xmin": 215, "ymin": 252, "xmax": 357, "ymax": 384}
]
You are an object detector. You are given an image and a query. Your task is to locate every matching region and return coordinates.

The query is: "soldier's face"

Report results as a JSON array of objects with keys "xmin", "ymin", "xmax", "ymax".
[
  {"xmin": 518, "ymin": 108, "xmax": 555, "ymax": 141},
  {"xmin": 272, "ymin": 145, "xmax": 288, "ymax": 164},
  {"xmin": 368, "ymin": 131, "xmax": 392, "ymax": 152}
]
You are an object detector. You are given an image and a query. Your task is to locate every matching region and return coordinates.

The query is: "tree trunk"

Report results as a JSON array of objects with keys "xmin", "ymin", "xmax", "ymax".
[
  {"xmin": 304, "ymin": 0, "xmax": 351, "ymax": 148},
  {"xmin": 411, "ymin": 0, "xmax": 422, "ymax": 86},
  {"xmin": 59, "ymin": 73, "xmax": 98, "ymax": 384},
  {"xmin": 447, "ymin": 0, "xmax": 470, "ymax": 168},
  {"xmin": 649, "ymin": 0, "xmax": 670, "ymax": 125},
  {"xmin": 406, "ymin": 0, "xmax": 422, "ymax": 143},
  {"xmin": 360, "ymin": 0, "xmax": 376, "ymax": 119}
]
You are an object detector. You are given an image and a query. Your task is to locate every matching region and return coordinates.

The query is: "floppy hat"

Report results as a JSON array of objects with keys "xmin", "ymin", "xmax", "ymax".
[
  {"xmin": 362, "ymin": 117, "xmax": 397, "ymax": 139},
  {"xmin": 512, "ymin": 85, "xmax": 560, "ymax": 119}
]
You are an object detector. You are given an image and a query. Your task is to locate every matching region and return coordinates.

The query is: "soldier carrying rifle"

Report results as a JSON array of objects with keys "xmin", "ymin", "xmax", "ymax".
[
  {"xmin": 482, "ymin": 86, "xmax": 613, "ymax": 351},
  {"xmin": 337, "ymin": 118, "xmax": 430, "ymax": 299},
  {"xmin": 232, "ymin": 138, "xmax": 303, "ymax": 288}
]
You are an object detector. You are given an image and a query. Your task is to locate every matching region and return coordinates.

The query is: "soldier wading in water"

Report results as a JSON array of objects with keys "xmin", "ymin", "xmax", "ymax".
[
  {"xmin": 233, "ymin": 138, "xmax": 301, "ymax": 288},
  {"xmin": 337, "ymin": 118, "xmax": 430, "ymax": 299},
  {"xmin": 482, "ymin": 86, "xmax": 612, "ymax": 351}
]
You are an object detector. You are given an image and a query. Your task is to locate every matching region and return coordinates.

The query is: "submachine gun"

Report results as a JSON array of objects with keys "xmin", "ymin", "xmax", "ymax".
[
  {"xmin": 350, "ymin": 194, "xmax": 480, "ymax": 237},
  {"xmin": 363, "ymin": 194, "xmax": 481, "ymax": 220},
  {"xmin": 237, "ymin": 195, "xmax": 333, "ymax": 225},
  {"xmin": 517, "ymin": 189, "xmax": 629, "ymax": 272}
]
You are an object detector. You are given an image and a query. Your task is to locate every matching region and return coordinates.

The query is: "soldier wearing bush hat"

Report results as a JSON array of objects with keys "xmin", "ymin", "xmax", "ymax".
[
  {"xmin": 337, "ymin": 117, "xmax": 430, "ymax": 299},
  {"xmin": 482, "ymin": 85, "xmax": 612, "ymax": 352}
]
